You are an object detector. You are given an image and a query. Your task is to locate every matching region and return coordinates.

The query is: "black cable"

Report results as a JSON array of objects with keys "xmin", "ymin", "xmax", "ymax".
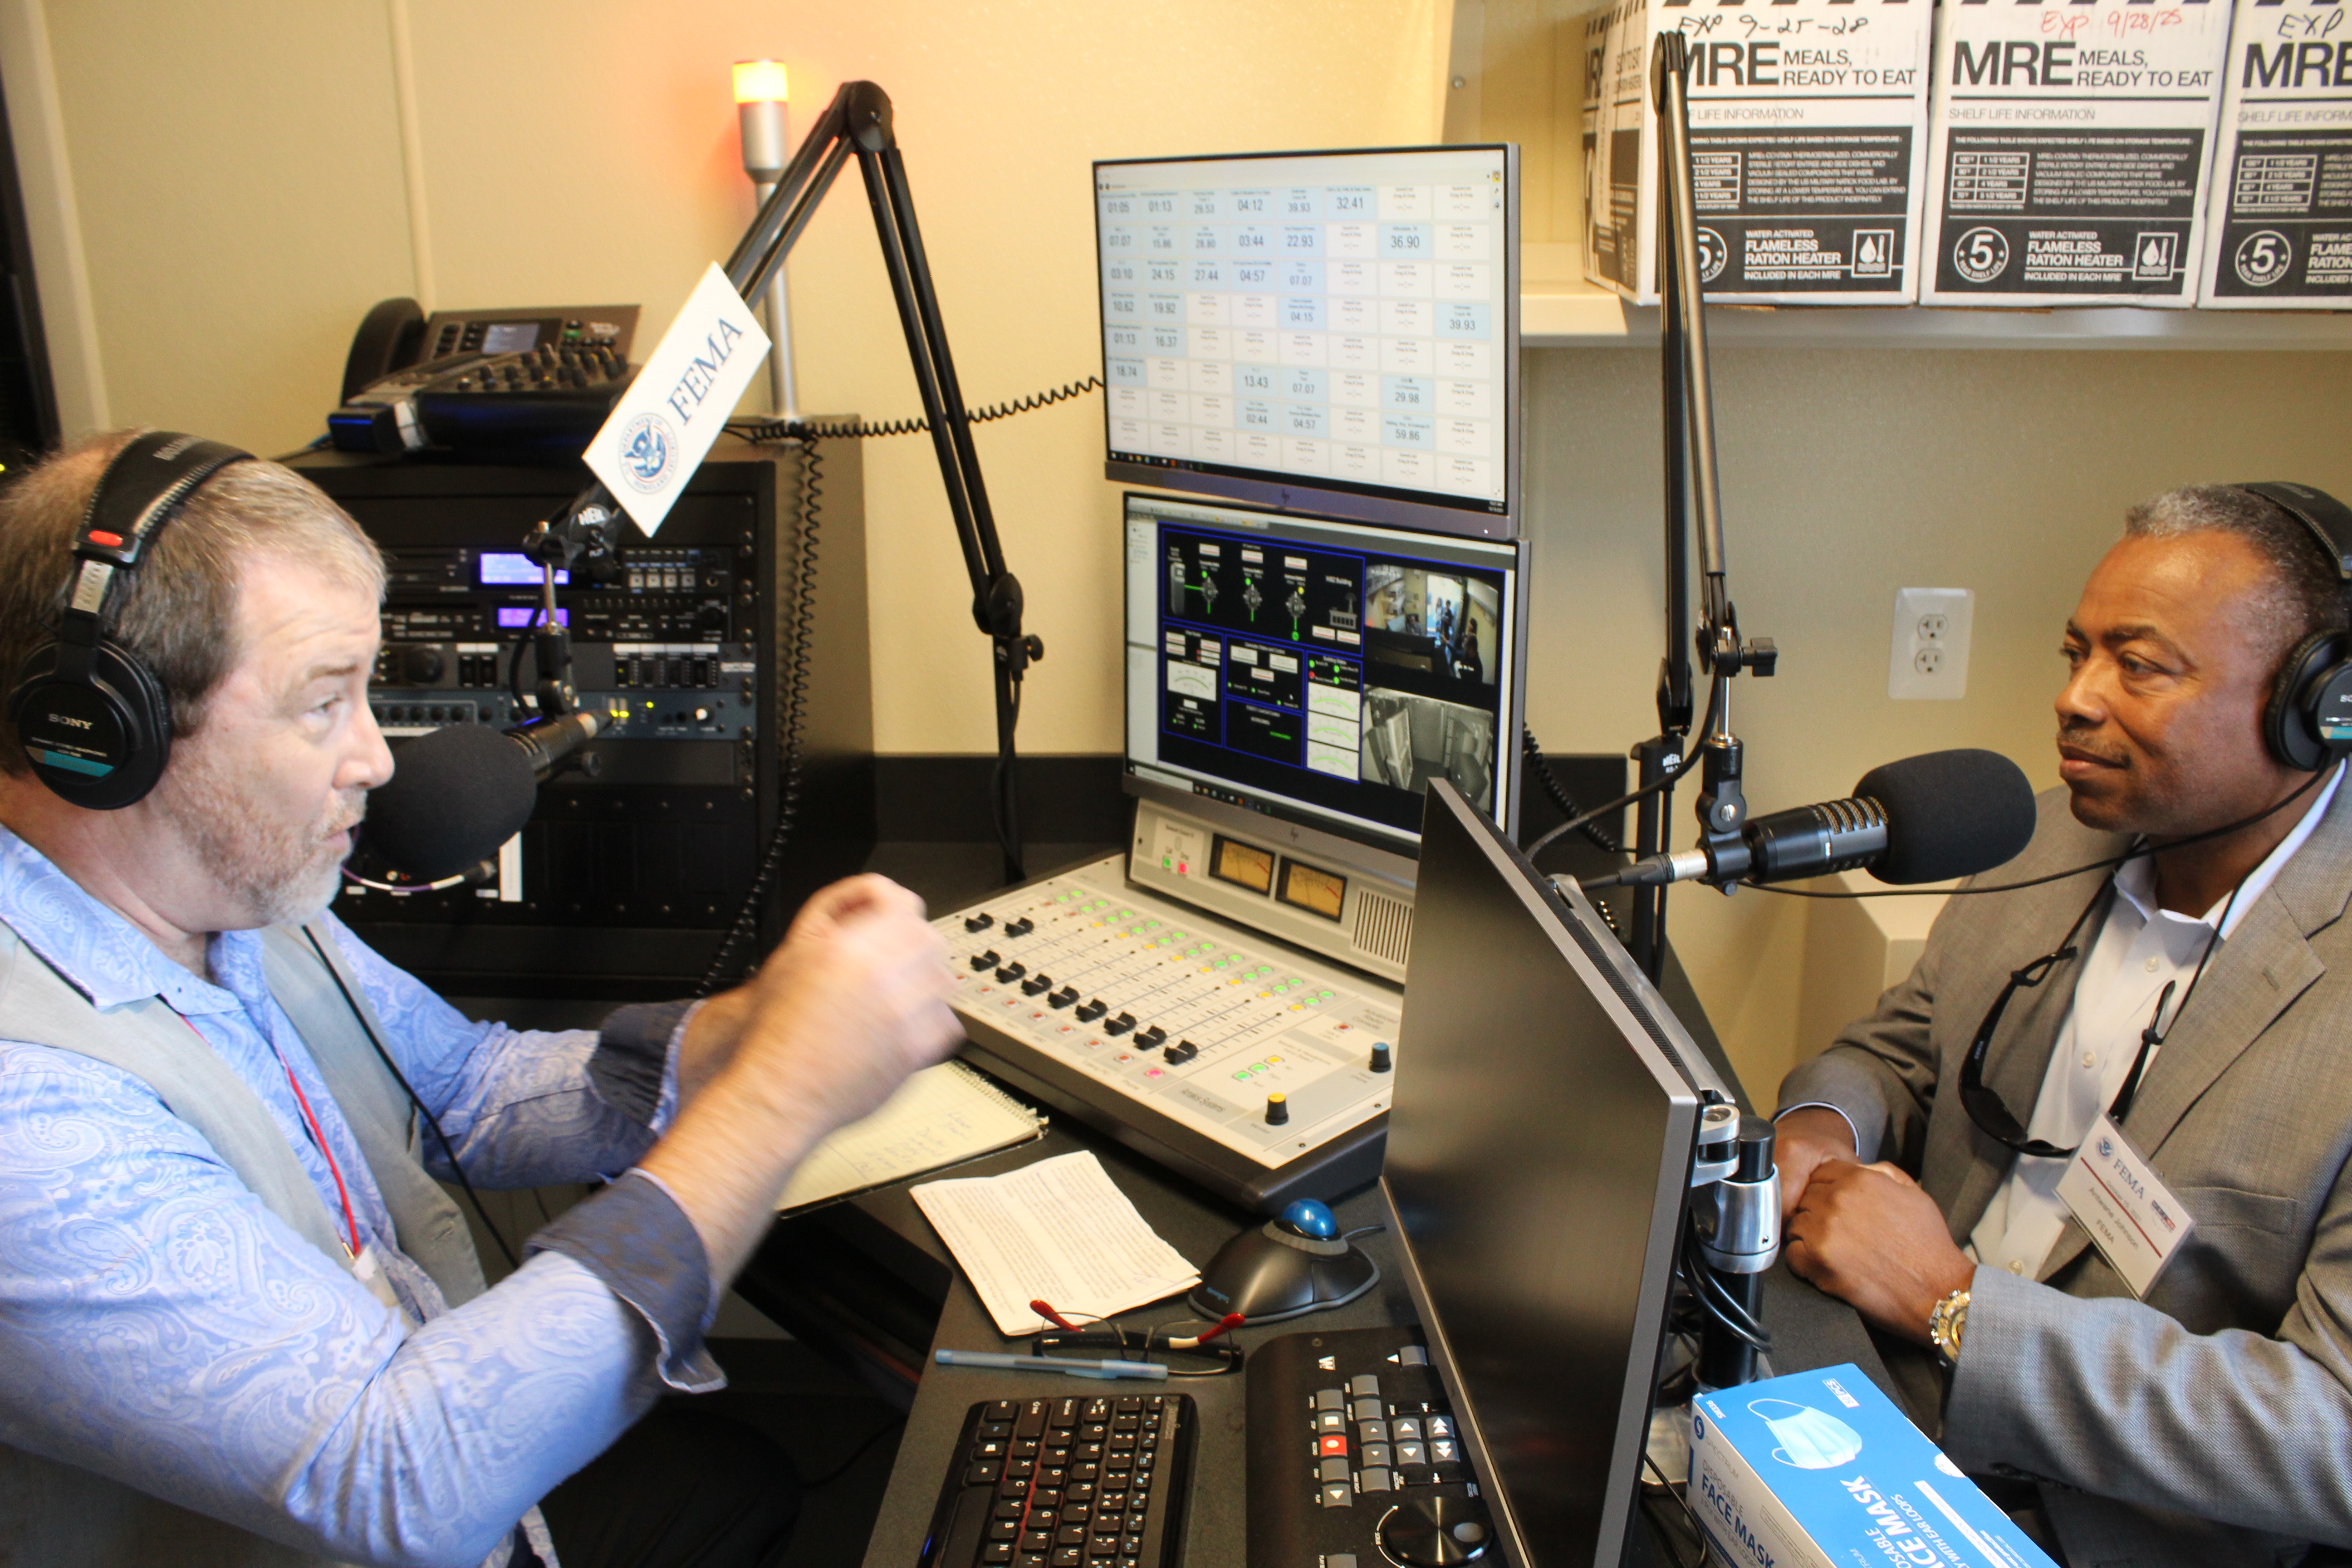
[
  {"xmin": 1526, "ymin": 682, "xmax": 1721, "ymax": 864},
  {"xmin": 1740, "ymin": 764, "xmax": 2331, "ymax": 901},
  {"xmin": 1520, "ymin": 723, "xmax": 1625, "ymax": 857},
  {"xmin": 799, "ymin": 1413, "xmax": 906, "ymax": 1488},
  {"xmin": 1678, "ymin": 1225, "xmax": 1770, "ymax": 1353},
  {"xmin": 300, "ymin": 928, "xmax": 520, "ymax": 1271},
  {"xmin": 725, "ymin": 373, "xmax": 1103, "ymax": 444},
  {"xmin": 697, "ymin": 439, "xmax": 823, "ymax": 995},
  {"xmin": 506, "ymin": 604, "xmax": 544, "ymax": 711},
  {"xmin": 733, "ymin": 380, "xmax": 1069, "ymax": 890},
  {"xmin": 1640, "ymin": 1455, "xmax": 1712, "ymax": 1568}
]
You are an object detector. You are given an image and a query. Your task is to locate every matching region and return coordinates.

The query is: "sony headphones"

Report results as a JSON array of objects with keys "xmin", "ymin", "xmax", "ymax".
[
  {"xmin": 2242, "ymin": 480, "xmax": 2352, "ymax": 773},
  {"xmin": 6, "ymin": 431, "xmax": 253, "ymax": 808}
]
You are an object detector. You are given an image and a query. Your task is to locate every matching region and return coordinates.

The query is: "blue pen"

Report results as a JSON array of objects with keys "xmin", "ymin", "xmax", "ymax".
[{"xmin": 934, "ymin": 1348, "xmax": 1169, "ymax": 1382}]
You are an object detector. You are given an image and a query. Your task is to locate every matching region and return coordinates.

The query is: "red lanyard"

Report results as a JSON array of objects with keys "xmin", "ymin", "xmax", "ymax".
[{"xmin": 182, "ymin": 1016, "xmax": 362, "ymax": 1260}]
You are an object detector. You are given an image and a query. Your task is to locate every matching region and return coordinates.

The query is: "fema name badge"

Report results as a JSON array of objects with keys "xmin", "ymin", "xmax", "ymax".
[
  {"xmin": 584, "ymin": 262, "xmax": 771, "ymax": 536},
  {"xmin": 2053, "ymin": 1113, "xmax": 2196, "ymax": 1299}
]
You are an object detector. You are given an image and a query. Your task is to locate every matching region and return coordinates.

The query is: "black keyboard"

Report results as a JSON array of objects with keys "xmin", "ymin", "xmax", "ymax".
[
  {"xmin": 1245, "ymin": 1327, "xmax": 1491, "ymax": 1568},
  {"xmin": 920, "ymin": 1393, "xmax": 1197, "ymax": 1568}
]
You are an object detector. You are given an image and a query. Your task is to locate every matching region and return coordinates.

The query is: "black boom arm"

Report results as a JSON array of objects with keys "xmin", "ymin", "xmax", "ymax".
[{"xmin": 526, "ymin": 80, "xmax": 1039, "ymax": 883}]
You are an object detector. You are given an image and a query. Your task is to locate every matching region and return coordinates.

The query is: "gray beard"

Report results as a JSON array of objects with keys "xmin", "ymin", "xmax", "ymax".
[{"xmin": 152, "ymin": 746, "xmax": 363, "ymax": 930}]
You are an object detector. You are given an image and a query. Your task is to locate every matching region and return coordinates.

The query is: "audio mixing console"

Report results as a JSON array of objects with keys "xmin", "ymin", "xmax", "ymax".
[{"xmin": 938, "ymin": 855, "xmax": 1402, "ymax": 1212}]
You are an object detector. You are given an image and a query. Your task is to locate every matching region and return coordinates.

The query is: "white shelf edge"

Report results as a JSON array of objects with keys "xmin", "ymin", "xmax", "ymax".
[{"xmin": 1521, "ymin": 287, "xmax": 2352, "ymax": 350}]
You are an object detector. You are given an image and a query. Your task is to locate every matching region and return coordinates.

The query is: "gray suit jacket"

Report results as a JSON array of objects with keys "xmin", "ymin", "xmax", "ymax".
[{"xmin": 1780, "ymin": 784, "xmax": 2352, "ymax": 1568}]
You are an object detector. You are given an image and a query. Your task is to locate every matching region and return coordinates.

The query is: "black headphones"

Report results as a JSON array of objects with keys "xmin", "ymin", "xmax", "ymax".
[
  {"xmin": 2241, "ymin": 481, "xmax": 2352, "ymax": 773},
  {"xmin": 6, "ymin": 431, "xmax": 253, "ymax": 808}
]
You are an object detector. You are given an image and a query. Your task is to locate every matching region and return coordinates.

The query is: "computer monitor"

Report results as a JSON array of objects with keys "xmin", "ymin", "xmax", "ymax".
[
  {"xmin": 1122, "ymin": 491, "xmax": 1526, "ymax": 859},
  {"xmin": 1384, "ymin": 779, "xmax": 1714, "ymax": 1568},
  {"xmin": 1094, "ymin": 145, "xmax": 1519, "ymax": 541}
]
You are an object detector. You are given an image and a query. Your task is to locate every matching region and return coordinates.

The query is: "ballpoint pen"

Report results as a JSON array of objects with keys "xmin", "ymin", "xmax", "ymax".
[{"xmin": 933, "ymin": 1348, "xmax": 1170, "ymax": 1382}]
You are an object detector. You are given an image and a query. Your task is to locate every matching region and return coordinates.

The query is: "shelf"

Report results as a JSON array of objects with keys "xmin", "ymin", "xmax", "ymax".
[{"xmin": 1520, "ymin": 280, "xmax": 2352, "ymax": 351}]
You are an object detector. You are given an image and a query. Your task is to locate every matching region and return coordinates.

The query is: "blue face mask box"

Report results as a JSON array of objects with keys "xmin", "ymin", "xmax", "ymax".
[{"xmin": 1689, "ymin": 1364, "xmax": 2058, "ymax": 1568}]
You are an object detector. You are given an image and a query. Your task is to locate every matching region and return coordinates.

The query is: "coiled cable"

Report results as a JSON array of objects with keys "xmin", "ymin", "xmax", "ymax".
[
  {"xmin": 697, "ymin": 440, "xmax": 822, "ymax": 995},
  {"xmin": 1521, "ymin": 723, "xmax": 1625, "ymax": 857},
  {"xmin": 725, "ymin": 373, "xmax": 1104, "ymax": 444}
]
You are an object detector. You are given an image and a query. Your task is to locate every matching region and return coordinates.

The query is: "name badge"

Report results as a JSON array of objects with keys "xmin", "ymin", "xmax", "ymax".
[{"xmin": 2055, "ymin": 1113, "xmax": 2195, "ymax": 1298}]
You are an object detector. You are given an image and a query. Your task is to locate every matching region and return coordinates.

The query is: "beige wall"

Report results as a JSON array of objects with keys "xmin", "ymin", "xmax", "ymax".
[
  {"xmin": 1520, "ymin": 348, "xmax": 2352, "ymax": 1097},
  {"xmin": 15, "ymin": 0, "xmax": 1444, "ymax": 761},
  {"xmin": 13, "ymin": 0, "xmax": 2352, "ymax": 1091}
]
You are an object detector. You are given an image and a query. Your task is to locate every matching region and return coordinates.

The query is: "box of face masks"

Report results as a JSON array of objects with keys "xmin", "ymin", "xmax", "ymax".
[{"xmin": 1689, "ymin": 1364, "xmax": 2059, "ymax": 1568}]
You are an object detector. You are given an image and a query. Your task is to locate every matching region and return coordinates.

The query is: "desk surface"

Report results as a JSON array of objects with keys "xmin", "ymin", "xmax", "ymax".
[
  {"xmin": 739, "ymin": 837, "xmax": 1893, "ymax": 1568},
  {"xmin": 803, "ymin": 1114, "xmax": 1895, "ymax": 1568}
]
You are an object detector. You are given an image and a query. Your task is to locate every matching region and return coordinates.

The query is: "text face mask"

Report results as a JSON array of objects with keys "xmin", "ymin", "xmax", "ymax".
[{"xmin": 1748, "ymin": 1399, "xmax": 1865, "ymax": 1470}]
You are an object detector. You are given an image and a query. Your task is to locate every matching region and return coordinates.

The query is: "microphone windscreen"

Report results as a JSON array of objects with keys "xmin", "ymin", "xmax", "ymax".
[
  {"xmin": 1855, "ymin": 748, "xmax": 2035, "ymax": 885},
  {"xmin": 361, "ymin": 723, "xmax": 537, "ymax": 881}
]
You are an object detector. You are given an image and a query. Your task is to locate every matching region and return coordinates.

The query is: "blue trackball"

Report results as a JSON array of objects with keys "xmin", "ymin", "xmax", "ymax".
[{"xmin": 1280, "ymin": 1198, "xmax": 1338, "ymax": 1238}]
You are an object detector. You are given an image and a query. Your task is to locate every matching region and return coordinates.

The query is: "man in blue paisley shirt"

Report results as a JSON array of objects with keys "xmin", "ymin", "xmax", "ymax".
[{"xmin": 0, "ymin": 431, "xmax": 963, "ymax": 1567}]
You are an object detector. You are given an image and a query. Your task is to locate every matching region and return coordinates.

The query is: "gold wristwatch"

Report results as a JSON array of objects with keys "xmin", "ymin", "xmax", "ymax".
[{"xmin": 1929, "ymin": 1287, "xmax": 1971, "ymax": 1369}]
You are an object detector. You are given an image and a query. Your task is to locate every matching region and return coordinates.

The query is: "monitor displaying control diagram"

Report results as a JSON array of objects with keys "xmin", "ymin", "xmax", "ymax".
[
  {"xmin": 1125, "ymin": 492, "xmax": 1524, "ymax": 850},
  {"xmin": 1095, "ymin": 146, "xmax": 1519, "ymax": 540}
]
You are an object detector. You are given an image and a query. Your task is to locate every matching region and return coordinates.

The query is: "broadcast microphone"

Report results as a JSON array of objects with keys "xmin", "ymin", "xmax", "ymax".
[
  {"xmin": 359, "ymin": 711, "xmax": 607, "ymax": 882},
  {"xmin": 1596, "ymin": 749, "xmax": 2034, "ymax": 890}
]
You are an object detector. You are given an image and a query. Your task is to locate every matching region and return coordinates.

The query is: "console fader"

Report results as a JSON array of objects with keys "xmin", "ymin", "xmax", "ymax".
[{"xmin": 936, "ymin": 856, "xmax": 1403, "ymax": 1213}]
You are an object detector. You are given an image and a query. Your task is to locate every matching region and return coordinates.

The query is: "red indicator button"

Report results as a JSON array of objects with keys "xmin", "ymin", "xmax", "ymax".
[
  {"xmin": 88, "ymin": 531, "xmax": 123, "ymax": 548},
  {"xmin": 1318, "ymin": 1434, "xmax": 1348, "ymax": 1457}
]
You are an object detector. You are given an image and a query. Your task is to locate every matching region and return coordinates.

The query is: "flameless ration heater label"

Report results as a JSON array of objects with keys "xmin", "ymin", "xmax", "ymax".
[
  {"xmin": 1922, "ymin": 0, "xmax": 2230, "ymax": 306},
  {"xmin": 1586, "ymin": 0, "xmax": 1932, "ymax": 304},
  {"xmin": 2202, "ymin": 0, "xmax": 2352, "ymax": 304}
]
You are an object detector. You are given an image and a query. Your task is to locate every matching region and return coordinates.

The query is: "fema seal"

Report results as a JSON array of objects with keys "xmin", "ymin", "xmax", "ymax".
[
  {"xmin": 618, "ymin": 412, "xmax": 676, "ymax": 495},
  {"xmin": 2234, "ymin": 230, "xmax": 2293, "ymax": 289},
  {"xmin": 1952, "ymin": 227, "xmax": 2009, "ymax": 286}
]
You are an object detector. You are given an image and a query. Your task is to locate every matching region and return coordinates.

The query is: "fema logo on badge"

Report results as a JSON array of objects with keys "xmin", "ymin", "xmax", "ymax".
[
  {"xmin": 2097, "ymin": 1134, "xmax": 2115, "ymax": 1161},
  {"xmin": 1953, "ymin": 227, "xmax": 2009, "ymax": 285},
  {"xmin": 2235, "ymin": 230, "xmax": 2293, "ymax": 289},
  {"xmin": 618, "ymin": 413, "xmax": 676, "ymax": 495}
]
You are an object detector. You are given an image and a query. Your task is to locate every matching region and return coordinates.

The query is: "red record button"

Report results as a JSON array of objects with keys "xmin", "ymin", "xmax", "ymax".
[
  {"xmin": 88, "ymin": 531, "xmax": 123, "ymax": 549},
  {"xmin": 1318, "ymin": 1434, "xmax": 1348, "ymax": 1457}
]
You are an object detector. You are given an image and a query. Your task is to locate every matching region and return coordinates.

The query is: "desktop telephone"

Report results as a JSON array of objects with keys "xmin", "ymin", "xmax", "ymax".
[{"xmin": 328, "ymin": 297, "xmax": 641, "ymax": 459}]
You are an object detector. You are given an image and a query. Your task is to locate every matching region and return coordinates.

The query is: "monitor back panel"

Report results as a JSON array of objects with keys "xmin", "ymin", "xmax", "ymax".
[{"xmin": 1381, "ymin": 782, "xmax": 1700, "ymax": 1568}]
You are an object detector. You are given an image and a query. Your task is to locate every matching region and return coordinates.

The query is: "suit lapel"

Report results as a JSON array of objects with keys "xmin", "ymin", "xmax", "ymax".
[
  {"xmin": 1945, "ymin": 877, "xmax": 2118, "ymax": 1240},
  {"xmin": 2125, "ymin": 784, "xmax": 2352, "ymax": 1158},
  {"xmin": 2037, "ymin": 782, "xmax": 2352, "ymax": 1282}
]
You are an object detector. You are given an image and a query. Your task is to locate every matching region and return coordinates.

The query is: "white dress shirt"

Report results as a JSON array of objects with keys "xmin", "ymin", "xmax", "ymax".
[{"xmin": 1968, "ymin": 763, "xmax": 2344, "ymax": 1279}]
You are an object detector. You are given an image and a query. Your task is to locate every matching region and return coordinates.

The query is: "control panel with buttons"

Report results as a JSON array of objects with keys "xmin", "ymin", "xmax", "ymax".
[
  {"xmin": 303, "ymin": 448, "xmax": 813, "ymax": 959},
  {"xmin": 366, "ymin": 544, "xmax": 758, "ymax": 744},
  {"xmin": 1245, "ymin": 1328, "xmax": 1490, "ymax": 1568},
  {"xmin": 329, "ymin": 303, "xmax": 642, "ymax": 457},
  {"xmin": 937, "ymin": 855, "xmax": 1401, "ymax": 1212}
]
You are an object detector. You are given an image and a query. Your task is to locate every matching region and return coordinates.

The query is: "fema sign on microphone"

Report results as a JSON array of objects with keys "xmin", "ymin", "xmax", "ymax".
[{"xmin": 584, "ymin": 262, "xmax": 771, "ymax": 536}]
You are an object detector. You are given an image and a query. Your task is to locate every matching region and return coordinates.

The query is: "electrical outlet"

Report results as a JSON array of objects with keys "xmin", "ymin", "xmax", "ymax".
[{"xmin": 1889, "ymin": 588, "xmax": 1973, "ymax": 699}]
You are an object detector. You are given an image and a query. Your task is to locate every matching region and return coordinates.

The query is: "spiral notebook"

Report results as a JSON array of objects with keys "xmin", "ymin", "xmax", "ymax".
[{"xmin": 773, "ymin": 1061, "xmax": 1048, "ymax": 1213}]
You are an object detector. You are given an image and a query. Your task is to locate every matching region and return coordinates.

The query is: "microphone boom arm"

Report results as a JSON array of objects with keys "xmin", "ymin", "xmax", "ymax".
[
  {"xmin": 1627, "ymin": 34, "xmax": 1780, "ymax": 983},
  {"xmin": 524, "ymin": 80, "xmax": 1038, "ymax": 884}
]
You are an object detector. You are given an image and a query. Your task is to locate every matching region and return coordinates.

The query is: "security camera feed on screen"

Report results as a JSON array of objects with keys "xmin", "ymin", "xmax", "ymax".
[{"xmin": 1125, "ymin": 493, "xmax": 1519, "ymax": 847}]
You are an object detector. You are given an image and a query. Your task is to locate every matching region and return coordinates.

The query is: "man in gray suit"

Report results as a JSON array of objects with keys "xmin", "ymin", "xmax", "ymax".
[{"xmin": 1776, "ymin": 483, "xmax": 2352, "ymax": 1567}]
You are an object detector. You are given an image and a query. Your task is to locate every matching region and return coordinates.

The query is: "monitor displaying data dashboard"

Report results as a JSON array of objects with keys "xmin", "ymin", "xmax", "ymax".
[
  {"xmin": 1124, "ymin": 492, "xmax": 1526, "ymax": 854},
  {"xmin": 1095, "ymin": 146, "xmax": 1519, "ymax": 540}
]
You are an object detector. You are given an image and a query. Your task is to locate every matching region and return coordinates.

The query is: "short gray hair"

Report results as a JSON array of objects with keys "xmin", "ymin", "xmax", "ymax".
[
  {"xmin": 0, "ymin": 429, "xmax": 386, "ymax": 776},
  {"xmin": 2123, "ymin": 484, "xmax": 2348, "ymax": 660}
]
